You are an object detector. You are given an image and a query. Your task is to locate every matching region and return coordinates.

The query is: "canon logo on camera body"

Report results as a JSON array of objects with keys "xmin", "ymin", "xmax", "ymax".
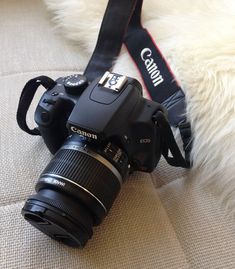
[
  {"xmin": 70, "ymin": 126, "xmax": 98, "ymax": 140},
  {"xmin": 141, "ymin": 48, "xmax": 164, "ymax": 87}
]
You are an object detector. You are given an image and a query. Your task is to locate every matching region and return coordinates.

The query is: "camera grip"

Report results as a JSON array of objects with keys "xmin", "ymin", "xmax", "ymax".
[{"xmin": 39, "ymin": 123, "xmax": 68, "ymax": 154}]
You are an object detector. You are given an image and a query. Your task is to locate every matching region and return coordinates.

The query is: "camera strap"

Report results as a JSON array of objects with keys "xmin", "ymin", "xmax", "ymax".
[
  {"xmin": 84, "ymin": 0, "xmax": 137, "ymax": 81},
  {"xmin": 16, "ymin": 76, "xmax": 56, "ymax": 135},
  {"xmin": 84, "ymin": 0, "xmax": 191, "ymax": 168}
]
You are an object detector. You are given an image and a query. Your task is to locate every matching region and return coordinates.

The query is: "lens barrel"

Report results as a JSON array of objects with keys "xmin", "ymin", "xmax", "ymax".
[{"xmin": 22, "ymin": 135, "xmax": 128, "ymax": 247}]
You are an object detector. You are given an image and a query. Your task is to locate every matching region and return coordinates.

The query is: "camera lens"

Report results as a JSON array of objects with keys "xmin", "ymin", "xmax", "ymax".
[{"xmin": 22, "ymin": 135, "xmax": 129, "ymax": 247}]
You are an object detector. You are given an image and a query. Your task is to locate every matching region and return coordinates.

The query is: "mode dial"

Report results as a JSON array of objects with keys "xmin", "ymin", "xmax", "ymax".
[{"xmin": 64, "ymin": 74, "xmax": 88, "ymax": 95}]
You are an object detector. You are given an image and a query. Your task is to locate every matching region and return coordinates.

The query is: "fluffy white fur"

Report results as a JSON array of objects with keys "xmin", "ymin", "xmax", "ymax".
[{"xmin": 43, "ymin": 0, "xmax": 235, "ymax": 216}]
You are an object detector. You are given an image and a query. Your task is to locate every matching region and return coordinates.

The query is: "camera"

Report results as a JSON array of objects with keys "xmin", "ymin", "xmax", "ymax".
[{"xmin": 21, "ymin": 71, "xmax": 167, "ymax": 247}]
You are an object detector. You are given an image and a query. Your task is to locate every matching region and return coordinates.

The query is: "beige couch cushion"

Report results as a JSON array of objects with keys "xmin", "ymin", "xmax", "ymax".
[{"xmin": 0, "ymin": 1, "xmax": 234, "ymax": 268}]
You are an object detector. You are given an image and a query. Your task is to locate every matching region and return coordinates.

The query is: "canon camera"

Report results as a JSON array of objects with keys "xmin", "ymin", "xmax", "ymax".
[{"xmin": 19, "ymin": 71, "xmax": 175, "ymax": 247}]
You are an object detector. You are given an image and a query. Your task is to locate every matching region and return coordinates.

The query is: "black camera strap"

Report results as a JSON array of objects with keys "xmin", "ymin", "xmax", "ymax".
[
  {"xmin": 84, "ymin": 0, "xmax": 191, "ymax": 167},
  {"xmin": 124, "ymin": 0, "xmax": 192, "ymax": 165},
  {"xmin": 16, "ymin": 76, "xmax": 56, "ymax": 135},
  {"xmin": 84, "ymin": 0, "xmax": 137, "ymax": 81}
]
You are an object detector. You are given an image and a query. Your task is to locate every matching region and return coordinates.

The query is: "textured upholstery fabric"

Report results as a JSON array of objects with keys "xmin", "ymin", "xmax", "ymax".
[{"xmin": 0, "ymin": 1, "xmax": 235, "ymax": 268}]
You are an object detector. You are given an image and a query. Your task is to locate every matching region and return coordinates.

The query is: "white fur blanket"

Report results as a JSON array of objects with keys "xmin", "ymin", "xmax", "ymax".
[{"xmin": 44, "ymin": 0, "xmax": 235, "ymax": 217}]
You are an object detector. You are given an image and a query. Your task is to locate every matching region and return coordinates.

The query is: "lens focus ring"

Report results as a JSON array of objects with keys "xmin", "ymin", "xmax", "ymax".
[{"xmin": 40, "ymin": 146, "xmax": 121, "ymax": 212}]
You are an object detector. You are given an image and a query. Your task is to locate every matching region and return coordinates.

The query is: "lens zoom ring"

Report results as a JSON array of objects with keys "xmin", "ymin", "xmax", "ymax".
[{"xmin": 41, "ymin": 149, "xmax": 121, "ymax": 210}]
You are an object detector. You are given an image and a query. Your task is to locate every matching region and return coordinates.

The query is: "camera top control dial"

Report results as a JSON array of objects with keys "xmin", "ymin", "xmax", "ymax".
[{"xmin": 64, "ymin": 74, "xmax": 88, "ymax": 95}]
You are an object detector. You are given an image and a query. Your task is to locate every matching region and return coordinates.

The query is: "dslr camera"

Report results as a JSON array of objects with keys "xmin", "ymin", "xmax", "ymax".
[{"xmin": 20, "ymin": 71, "xmax": 171, "ymax": 247}]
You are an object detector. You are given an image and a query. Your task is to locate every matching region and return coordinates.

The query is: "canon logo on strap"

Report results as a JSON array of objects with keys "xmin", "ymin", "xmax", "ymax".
[
  {"xmin": 141, "ymin": 48, "xmax": 164, "ymax": 87},
  {"xmin": 71, "ymin": 126, "xmax": 98, "ymax": 140}
]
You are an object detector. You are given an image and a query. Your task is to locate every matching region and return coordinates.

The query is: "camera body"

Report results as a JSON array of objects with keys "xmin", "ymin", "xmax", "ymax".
[
  {"xmin": 21, "ymin": 71, "xmax": 167, "ymax": 247},
  {"xmin": 35, "ymin": 71, "xmax": 164, "ymax": 173}
]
